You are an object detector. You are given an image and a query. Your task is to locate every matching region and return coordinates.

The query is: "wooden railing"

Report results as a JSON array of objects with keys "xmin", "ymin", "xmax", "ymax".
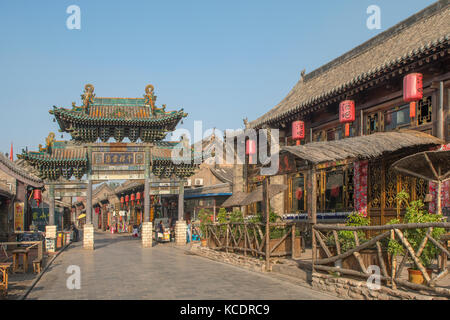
[
  {"xmin": 0, "ymin": 241, "xmax": 44, "ymax": 262},
  {"xmin": 312, "ymin": 222, "xmax": 450, "ymax": 296},
  {"xmin": 204, "ymin": 222, "xmax": 308, "ymax": 260}
]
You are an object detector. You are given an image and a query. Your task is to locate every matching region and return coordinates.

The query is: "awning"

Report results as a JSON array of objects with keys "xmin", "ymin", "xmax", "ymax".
[
  {"xmin": 281, "ymin": 130, "xmax": 443, "ymax": 165},
  {"xmin": 240, "ymin": 184, "xmax": 287, "ymax": 206},
  {"xmin": 184, "ymin": 193, "xmax": 232, "ymax": 199},
  {"xmin": 221, "ymin": 191, "xmax": 248, "ymax": 207},
  {"xmin": 391, "ymin": 150, "xmax": 450, "ymax": 183}
]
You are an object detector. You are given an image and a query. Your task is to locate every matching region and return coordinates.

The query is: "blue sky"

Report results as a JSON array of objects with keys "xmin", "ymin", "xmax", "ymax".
[{"xmin": 0, "ymin": 0, "xmax": 436, "ymax": 157}]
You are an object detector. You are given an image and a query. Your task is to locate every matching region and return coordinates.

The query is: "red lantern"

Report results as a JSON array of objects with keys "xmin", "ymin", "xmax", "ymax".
[
  {"xmin": 125, "ymin": 195, "xmax": 129, "ymax": 206},
  {"xmin": 120, "ymin": 196, "xmax": 124, "ymax": 208},
  {"xmin": 339, "ymin": 100, "xmax": 355, "ymax": 137},
  {"xmin": 95, "ymin": 207, "xmax": 100, "ymax": 214},
  {"xmin": 295, "ymin": 187, "xmax": 303, "ymax": 200},
  {"xmin": 403, "ymin": 73, "xmax": 423, "ymax": 118},
  {"xmin": 246, "ymin": 139, "xmax": 256, "ymax": 164},
  {"xmin": 292, "ymin": 120, "xmax": 305, "ymax": 145},
  {"xmin": 33, "ymin": 189, "xmax": 42, "ymax": 207},
  {"xmin": 136, "ymin": 192, "xmax": 141, "ymax": 205},
  {"xmin": 131, "ymin": 193, "xmax": 135, "ymax": 206}
]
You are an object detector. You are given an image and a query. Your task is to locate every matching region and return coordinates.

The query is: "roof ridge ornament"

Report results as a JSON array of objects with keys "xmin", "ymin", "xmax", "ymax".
[
  {"xmin": 81, "ymin": 83, "xmax": 95, "ymax": 111},
  {"xmin": 300, "ymin": 69, "xmax": 306, "ymax": 82},
  {"xmin": 38, "ymin": 132, "xmax": 55, "ymax": 154}
]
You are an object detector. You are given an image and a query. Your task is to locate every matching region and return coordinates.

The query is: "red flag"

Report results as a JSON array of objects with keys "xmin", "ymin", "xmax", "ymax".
[{"xmin": 9, "ymin": 142, "xmax": 13, "ymax": 161}]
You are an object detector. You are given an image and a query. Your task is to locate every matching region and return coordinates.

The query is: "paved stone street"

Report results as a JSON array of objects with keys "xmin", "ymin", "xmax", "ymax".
[{"xmin": 26, "ymin": 232, "xmax": 337, "ymax": 300}]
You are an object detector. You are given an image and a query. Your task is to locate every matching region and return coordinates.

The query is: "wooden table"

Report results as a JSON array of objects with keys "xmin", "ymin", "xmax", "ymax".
[
  {"xmin": 0, "ymin": 262, "xmax": 12, "ymax": 296},
  {"xmin": 12, "ymin": 249, "xmax": 29, "ymax": 273}
]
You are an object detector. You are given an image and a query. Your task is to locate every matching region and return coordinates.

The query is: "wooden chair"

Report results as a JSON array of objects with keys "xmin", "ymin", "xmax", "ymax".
[
  {"xmin": 0, "ymin": 262, "xmax": 12, "ymax": 297},
  {"xmin": 12, "ymin": 249, "xmax": 29, "ymax": 273},
  {"xmin": 32, "ymin": 259, "xmax": 42, "ymax": 274}
]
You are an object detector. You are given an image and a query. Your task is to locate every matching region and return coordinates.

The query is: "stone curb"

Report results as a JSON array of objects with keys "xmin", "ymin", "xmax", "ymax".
[{"xmin": 19, "ymin": 241, "xmax": 72, "ymax": 300}]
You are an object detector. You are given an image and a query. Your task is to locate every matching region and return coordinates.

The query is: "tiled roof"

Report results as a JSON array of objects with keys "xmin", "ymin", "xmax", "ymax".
[
  {"xmin": 23, "ymin": 148, "xmax": 87, "ymax": 163},
  {"xmin": 210, "ymin": 167, "xmax": 234, "ymax": 184},
  {"xmin": 93, "ymin": 97, "xmax": 146, "ymax": 107},
  {"xmin": 0, "ymin": 181, "xmax": 13, "ymax": 198},
  {"xmin": 250, "ymin": 1, "xmax": 450, "ymax": 128},
  {"xmin": 52, "ymin": 106, "xmax": 186, "ymax": 125},
  {"xmin": 0, "ymin": 152, "xmax": 43, "ymax": 187},
  {"xmin": 89, "ymin": 105, "xmax": 151, "ymax": 119}
]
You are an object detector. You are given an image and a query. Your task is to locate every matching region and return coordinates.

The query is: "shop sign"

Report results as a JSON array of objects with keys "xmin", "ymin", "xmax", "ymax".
[
  {"xmin": 46, "ymin": 238, "xmax": 55, "ymax": 252},
  {"xmin": 14, "ymin": 202, "xmax": 24, "ymax": 232}
]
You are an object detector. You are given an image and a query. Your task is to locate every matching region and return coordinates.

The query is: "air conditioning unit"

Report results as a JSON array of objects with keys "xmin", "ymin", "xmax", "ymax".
[
  {"xmin": 194, "ymin": 178, "xmax": 204, "ymax": 186},
  {"xmin": 184, "ymin": 179, "xmax": 192, "ymax": 187}
]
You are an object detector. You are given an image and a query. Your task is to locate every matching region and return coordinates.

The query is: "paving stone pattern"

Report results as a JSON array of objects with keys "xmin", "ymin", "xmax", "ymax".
[{"xmin": 26, "ymin": 232, "xmax": 337, "ymax": 300}]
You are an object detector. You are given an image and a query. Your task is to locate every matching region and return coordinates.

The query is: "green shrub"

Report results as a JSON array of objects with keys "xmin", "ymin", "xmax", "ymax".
[{"xmin": 387, "ymin": 190, "xmax": 445, "ymax": 269}]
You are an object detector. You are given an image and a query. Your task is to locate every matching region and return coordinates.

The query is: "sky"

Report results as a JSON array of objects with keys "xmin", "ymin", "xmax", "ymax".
[{"xmin": 0, "ymin": 0, "xmax": 437, "ymax": 157}]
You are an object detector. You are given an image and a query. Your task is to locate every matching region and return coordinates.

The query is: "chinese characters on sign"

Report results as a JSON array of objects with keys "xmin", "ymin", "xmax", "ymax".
[
  {"xmin": 104, "ymin": 153, "xmax": 134, "ymax": 165},
  {"xmin": 14, "ymin": 202, "xmax": 24, "ymax": 232}
]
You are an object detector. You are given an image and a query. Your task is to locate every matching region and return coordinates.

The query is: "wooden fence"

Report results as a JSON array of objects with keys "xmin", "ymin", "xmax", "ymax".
[
  {"xmin": 203, "ymin": 221, "xmax": 308, "ymax": 260},
  {"xmin": 312, "ymin": 222, "xmax": 450, "ymax": 296},
  {"xmin": 0, "ymin": 241, "xmax": 44, "ymax": 262}
]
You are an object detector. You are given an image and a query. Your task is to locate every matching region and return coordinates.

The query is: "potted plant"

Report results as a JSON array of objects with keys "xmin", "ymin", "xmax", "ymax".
[
  {"xmin": 388, "ymin": 191, "xmax": 445, "ymax": 284},
  {"xmin": 198, "ymin": 209, "xmax": 213, "ymax": 247},
  {"xmin": 323, "ymin": 211, "xmax": 390, "ymax": 272}
]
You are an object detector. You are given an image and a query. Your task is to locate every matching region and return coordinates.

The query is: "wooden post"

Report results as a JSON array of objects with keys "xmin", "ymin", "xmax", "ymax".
[
  {"xmin": 310, "ymin": 166, "xmax": 317, "ymax": 276},
  {"xmin": 437, "ymin": 166, "xmax": 442, "ymax": 215},
  {"xmin": 263, "ymin": 177, "xmax": 270, "ymax": 271},
  {"xmin": 291, "ymin": 223, "xmax": 296, "ymax": 259},
  {"xmin": 244, "ymin": 224, "xmax": 247, "ymax": 257},
  {"xmin": 225, "ymin": 224, "xmax": 229, "ymax": 253}
]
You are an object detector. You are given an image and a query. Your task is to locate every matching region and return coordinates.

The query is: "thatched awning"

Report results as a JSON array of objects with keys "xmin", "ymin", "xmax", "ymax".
[
  {"xmin": 221, "ymin": 191, "xmax": 247, "ymax": 208},
  {"xmin": 240, "ymin": 184, "xmax": 287, "ymax": 206},
  {"xmin": 281, "ymin": 130, "xmax": 443, "ymax": 165},
  {"xmin": 391, "ymin": 150, "xmax": 450, "ymax": 183}
]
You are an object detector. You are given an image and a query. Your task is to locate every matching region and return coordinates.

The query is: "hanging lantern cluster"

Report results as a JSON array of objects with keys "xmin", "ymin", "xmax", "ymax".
[
  {"xmin": 33, "ymin": 189, "xmax": 42, "ymax": 207},
  {"xmin": 246, "ymin": 139, "xmax": 256, "ymax": 164},
  {"xmin": 292, "ymin": 120, "xmax": 305, "ymax": 145},
  {"xmin": 339, "ymin": 100, "xmax": 355, "ymax": 137},
  {"xmin": 403, "ymin": 73, "xmax": 423, "ymax": 118},
  {"xmin": 136, "ymin": 192, "xmax": 141, "ymax": 205}
]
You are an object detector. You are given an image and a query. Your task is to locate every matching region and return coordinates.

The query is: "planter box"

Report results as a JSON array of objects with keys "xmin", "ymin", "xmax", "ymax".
[
  {"xmin": 270, "ymin": 236, "xmax": 302, "ymax": 257},
  {"xmin": 208, "ymin": 235, "xmax": 301, "ymax": 258},
  {"xmin": 318, "ymin": 247, "xmax": 391, "ymax": 274}
]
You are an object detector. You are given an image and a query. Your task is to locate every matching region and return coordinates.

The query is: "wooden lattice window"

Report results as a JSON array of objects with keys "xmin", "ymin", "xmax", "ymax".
[
  {"xmin": 288, "ymin": 173, "xmax": 307, "ymax": 213},
  {"xmin": 417, "ymin": 96, "xmax": 432, "ymax": 126},
  {"xmin": 384, "ymin": 104, "xmax": 411, "ymax": 131},
  {"xmin": 369, "ymin": 163, "xmax": 382, "ymax": 209},
  {"xmin": 313, "ymin": 130, "xmax": 326, "ymax": 142}
]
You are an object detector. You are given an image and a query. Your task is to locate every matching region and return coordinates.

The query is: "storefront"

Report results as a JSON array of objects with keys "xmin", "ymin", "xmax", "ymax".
[{"xmin": 242, "ymin": 3, "xmax": 449, "ymax": 225}]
